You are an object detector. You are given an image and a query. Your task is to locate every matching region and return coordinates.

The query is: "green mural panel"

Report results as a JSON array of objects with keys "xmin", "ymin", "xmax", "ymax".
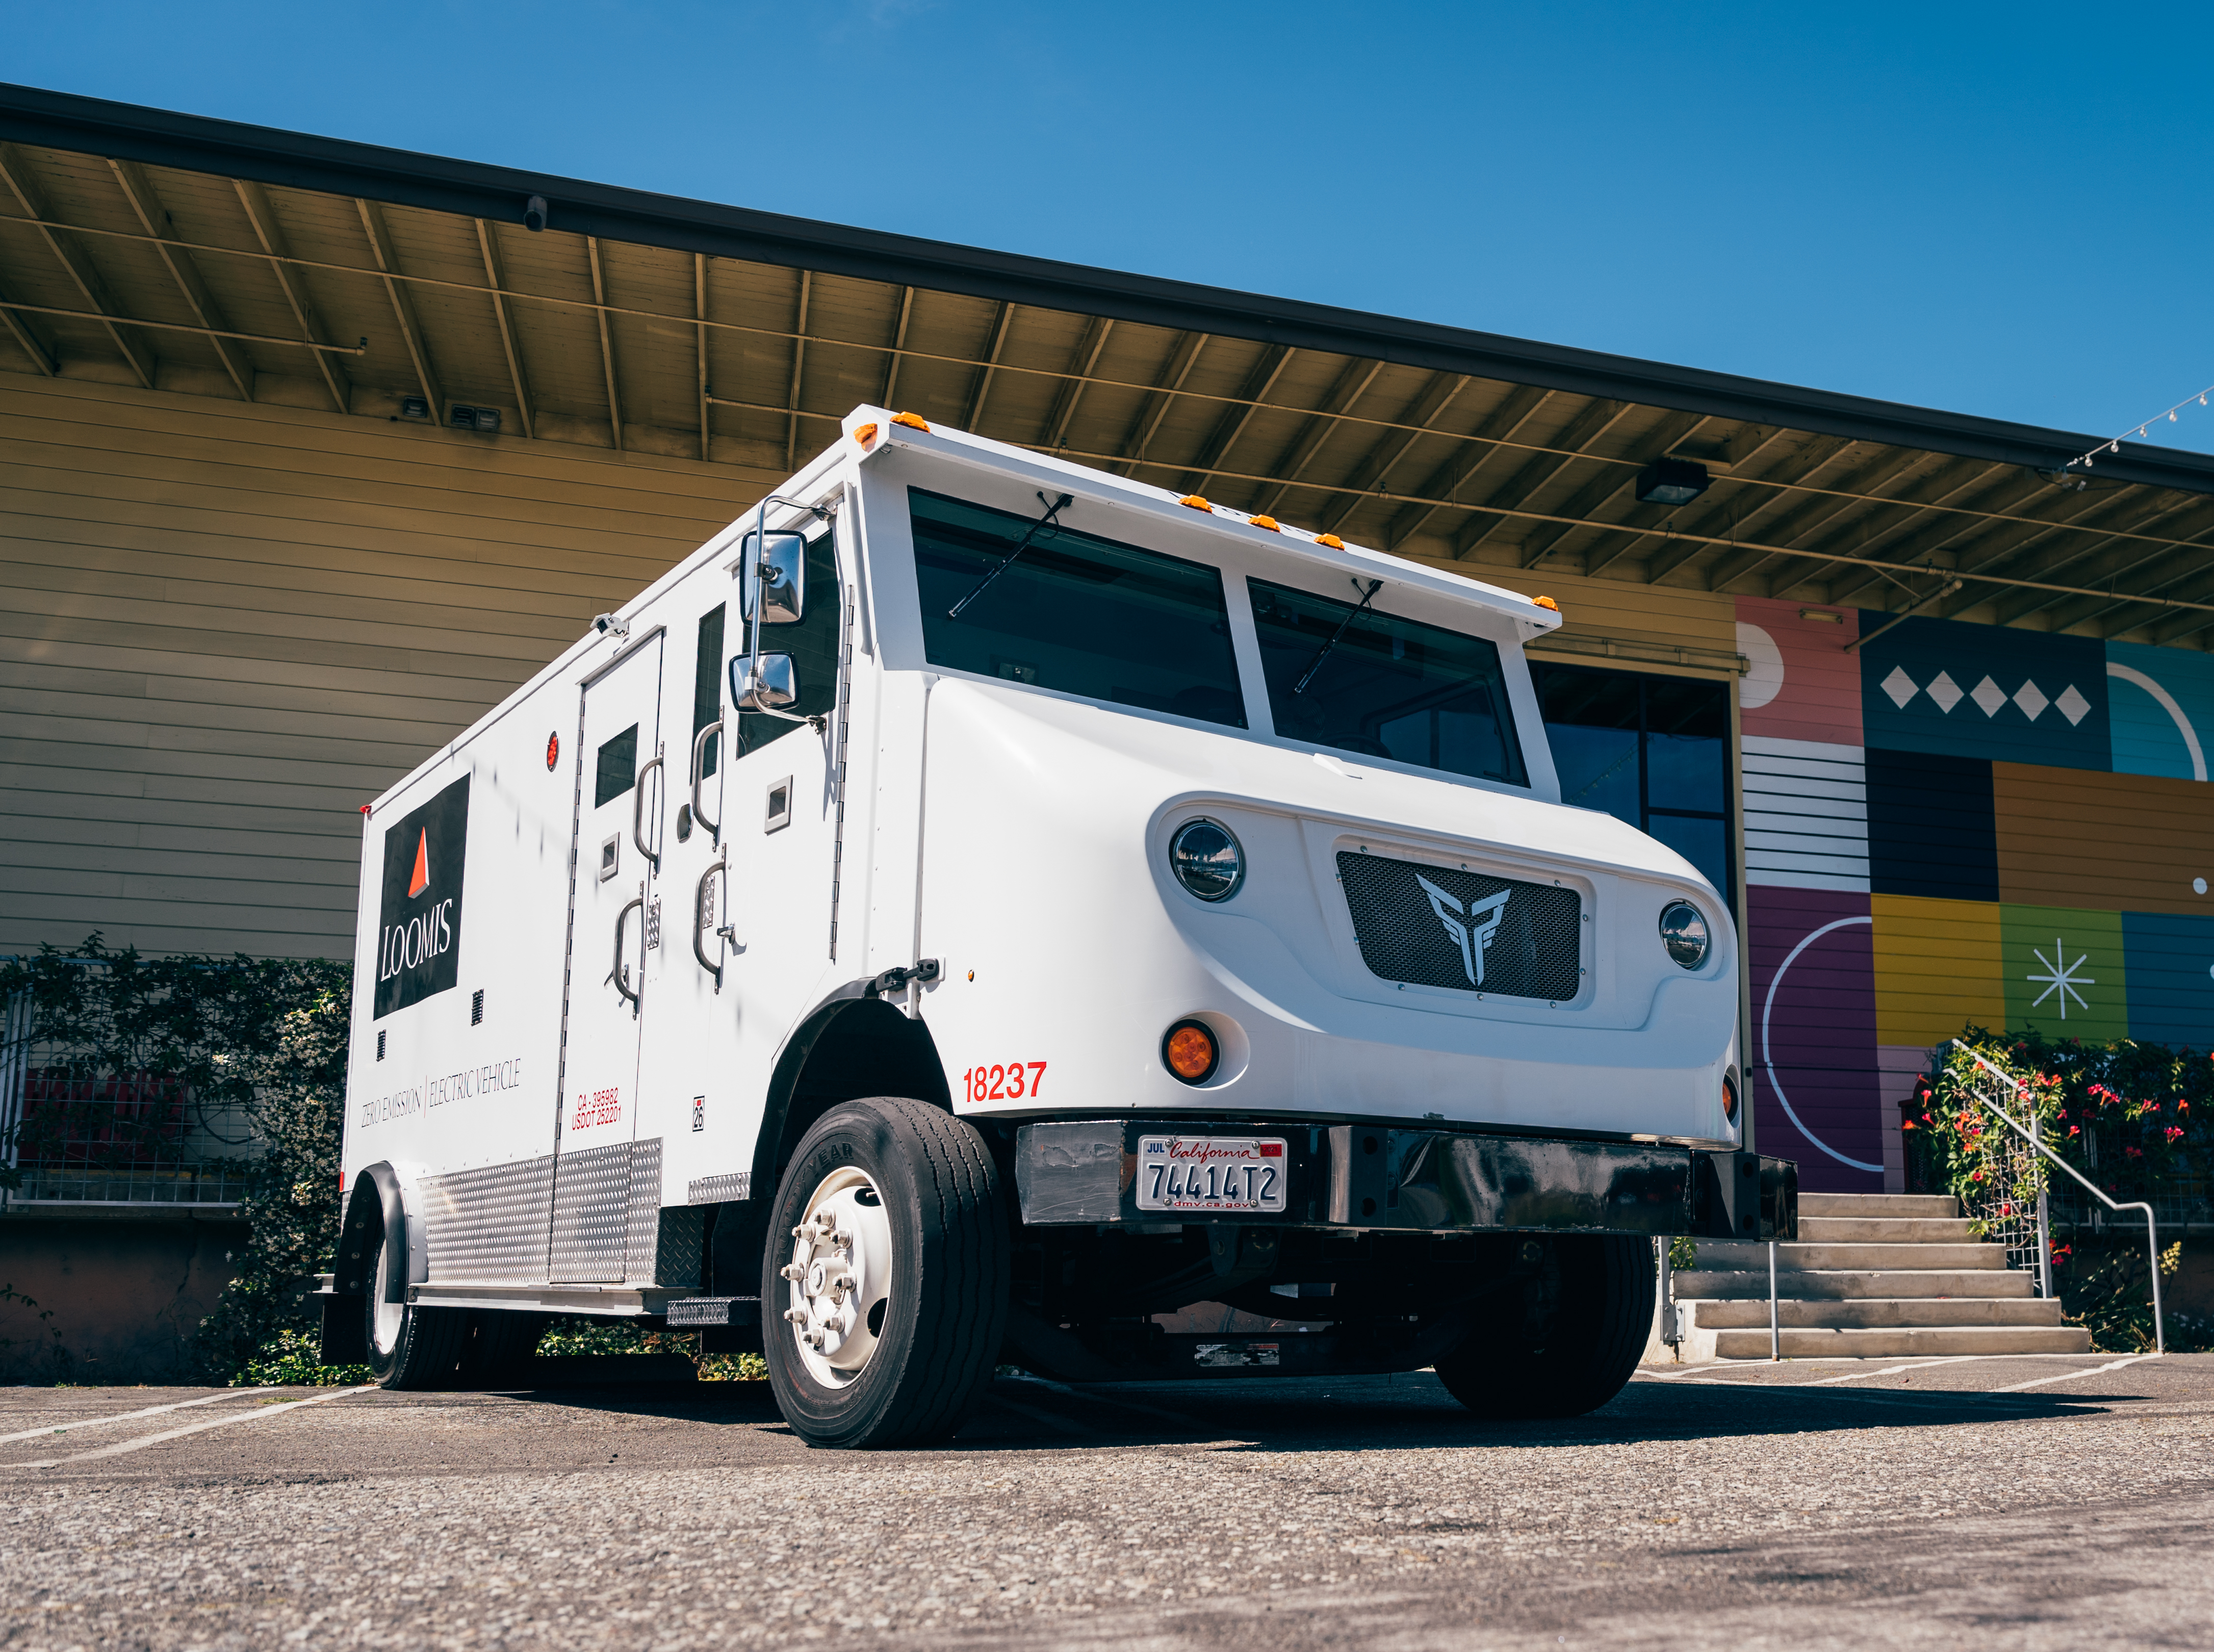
[{"xmin": 1999, "ymin": 904, "xmax": 2129, "ymax": 1041}]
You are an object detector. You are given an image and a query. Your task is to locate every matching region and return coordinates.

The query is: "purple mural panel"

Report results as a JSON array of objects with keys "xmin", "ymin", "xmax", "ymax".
[{"xmin": 1747, "ymin": 885, "xmax": 1885, "ymax": 1193}]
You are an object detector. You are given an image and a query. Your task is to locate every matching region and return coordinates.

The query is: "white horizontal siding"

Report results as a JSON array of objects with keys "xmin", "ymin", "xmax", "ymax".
[{"xmin": 1742, "ymin": 734, "xmax": 1870, "ymax": 892}]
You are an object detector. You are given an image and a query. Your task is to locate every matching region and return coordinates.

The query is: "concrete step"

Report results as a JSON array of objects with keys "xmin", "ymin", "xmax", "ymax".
[
  {"xmin": 1695, "ymin": 1240, "xmax": 2006, "ymax": 1271},
  {"xmin": 1797, "ymin": 1216, "xmax": 1978, "ymax": 1243},
  {"xmin": 1713, "ymin": 1323, "xmax": 2093, "ymax": 1359},
  {"xmin": 1677, "ymin": 1268, "xmax": 2036, "ymax": 1300},
  {"xmin": 1797, "ymin": 1192, "xmax": 1960, "ymax": 1219},
  {"xmin": 1691, "ymin": 1296, "xmax": 2071, "ymax": 1330}
]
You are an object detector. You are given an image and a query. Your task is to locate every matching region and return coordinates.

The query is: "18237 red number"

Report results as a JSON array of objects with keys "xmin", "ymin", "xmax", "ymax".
[{"xmin": 964, "ymin": 1061, "xmax": 1046, "ymax": 1103}]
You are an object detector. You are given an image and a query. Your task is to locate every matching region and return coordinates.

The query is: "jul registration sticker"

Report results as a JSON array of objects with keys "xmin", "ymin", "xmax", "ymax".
[{"xmin": 1135, "ymin": 1136, "xmax": 1288, "ymax": 1213}]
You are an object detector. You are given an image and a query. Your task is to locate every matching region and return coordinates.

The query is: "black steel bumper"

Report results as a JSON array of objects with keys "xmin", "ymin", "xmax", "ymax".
[{"xmin": 1014, "ymin": 1120, "xmax": 1796, "ymax": 1242}]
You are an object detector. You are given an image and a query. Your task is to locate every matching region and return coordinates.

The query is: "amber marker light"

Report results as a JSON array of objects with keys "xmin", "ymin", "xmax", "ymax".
[
  {"xmin": 1315, "ymin": 533, "xmax": 1344, "ymax": 549},
  {"xmin": 1248, "ymin": 513, "xmax": 1280, "ymax": 532},
  {"xmin": 891, "ymin": 411, "xmax": 930, "ymax": 431},
  {"xmin": 853, "ymin": 422, "xmax": 879, "ymax": 447},
  {"xmin": 1533, "ymin": 595, "xmax": 1561, "ymax": 612},
  {"xmin": 1179, "ymin": 495, "xmax": 1213, "ymax": 512},
  {"xmin": 1162, "ymin": 1019, "xmax": 1219, "ymax": 1085},
  {"xmin": 1722, "ymin": 1075, "xmax": 1739, "ymax": 1126}
]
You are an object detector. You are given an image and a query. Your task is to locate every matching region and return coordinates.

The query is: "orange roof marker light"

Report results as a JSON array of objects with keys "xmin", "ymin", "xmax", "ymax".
[
  {"xmin": 1533, "ymin": 595, "xmax": 1561, "ymax": 613},
  {"xmin": 1315, "ymin": 533, "xmax": 1345, "ymax": 550},
  {"xmin": 1248, "ymin": 513, "xmax": 1281, "ymax": 532},
  {"xmin": 891, "ymin": 411, "xmax": 930, "ymax": 431},
  {"xmin": 852, "ymin": 422, "xmax": 879, "ymax": 448},
  {"xmin": 1179, "ymin": 495, "xmax": 1213, "ymax": 512}
]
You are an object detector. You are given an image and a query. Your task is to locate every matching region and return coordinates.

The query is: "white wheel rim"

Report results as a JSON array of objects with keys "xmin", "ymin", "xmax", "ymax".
[
  {"xmin": 371, "ymin": 1240, "xmax": 404, "ymax": 1355},
  {"xmin": 780, "ymin": 1166, "xmax": 893, "ymax": 1389}
]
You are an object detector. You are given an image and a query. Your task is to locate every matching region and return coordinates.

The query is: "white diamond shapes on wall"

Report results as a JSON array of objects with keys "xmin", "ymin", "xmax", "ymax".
[
  {"xmin": 1880, "ymin": 666, "xmax": 2092, "ymax": 725},
  {"xmin": 2055, "ymin": 684, "xmax": 2092, "ymax": 726},
  {"xmin": 1970, "ymin": 675, "xmax": 2008, "ymax": 717},
  {"xmin": 2015, "ymin": 680, "xmax": 2050, "ymax": 721},
  {"xmin": 1925, "ymin": 670, "xmax": 1965, "ymax": 713},
  {"xmin": 1881, "ymin": 665, "xmax": 1918, "ymax": 709}
]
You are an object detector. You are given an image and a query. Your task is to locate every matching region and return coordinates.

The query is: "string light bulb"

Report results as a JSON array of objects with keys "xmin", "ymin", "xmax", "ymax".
[{"xmin": 2064, "ymin": 380, "xmax": 2214, "ymax": 474}]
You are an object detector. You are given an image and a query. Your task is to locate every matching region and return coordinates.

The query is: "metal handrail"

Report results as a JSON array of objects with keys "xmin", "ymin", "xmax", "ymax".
[{"xmin": 1949, "ymin": 1039, "xmax": 2164, "ymax": 1355}]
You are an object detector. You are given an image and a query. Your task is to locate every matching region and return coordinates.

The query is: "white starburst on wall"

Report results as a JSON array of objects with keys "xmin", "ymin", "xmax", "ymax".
[{"xmin": 2026, "ymin": 937, "xmax": 2094, "ymax": 1019}]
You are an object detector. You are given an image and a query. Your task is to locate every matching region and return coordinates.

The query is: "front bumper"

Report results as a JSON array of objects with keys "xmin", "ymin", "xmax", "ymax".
[{"xmin": 1014, "ymin": 1119, "xmax": 1796, "ymax": 1241}]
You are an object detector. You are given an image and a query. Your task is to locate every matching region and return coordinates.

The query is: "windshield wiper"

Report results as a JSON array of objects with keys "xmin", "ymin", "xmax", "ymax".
[
  {"xmin": 1293, "ymin": 579, "xmax": 1384, "ymax": 695},
  {"xmin": 946, "ymin": 491, "xmax": 1073, "ymax": 621}
]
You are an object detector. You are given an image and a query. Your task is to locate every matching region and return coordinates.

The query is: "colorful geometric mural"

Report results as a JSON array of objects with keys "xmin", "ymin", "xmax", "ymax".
[{"xmin": 1731, "ymin": 597, "xmax": 2213, "ymax": 1192}]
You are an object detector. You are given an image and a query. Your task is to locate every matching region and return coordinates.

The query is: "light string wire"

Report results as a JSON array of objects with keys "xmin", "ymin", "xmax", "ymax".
[{"xmin": 2067, "ymin": 382, "xmax": 2214, "ymax": 470}]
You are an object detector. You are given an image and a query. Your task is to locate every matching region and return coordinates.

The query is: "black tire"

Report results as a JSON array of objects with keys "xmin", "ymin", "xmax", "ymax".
[
  {"xmin": 362, "ymin": 1202, "xmax": 469, "ymax": 1390},
  {"xmin": 455, "ymin": 1310, "xmax": 548, "ymax": 1385},
  {"xmin": 762, "ymin": 1097, "xmax": 1009, "ymax": 1449},
  {"xmin": 1432, "ymin": 1235, "xmax": 1654, "ymax": 1419}
]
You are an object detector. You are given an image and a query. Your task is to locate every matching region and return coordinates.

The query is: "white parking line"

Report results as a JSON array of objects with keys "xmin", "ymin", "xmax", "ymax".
[
  {"xmin": 11, "ymin": 1384, "xmax": 378, "ymax": 1470},
  {"xmin": 1990, "ymin": 1354, "xmax": 2156, "ymax": 1393},
  {"xmin": 1804, "ymin": 1357, "xmax": 1989, "ymax": 1386},
  {"xmin": 0, "ymin": 1387, "xmax": 279, "ymax": 1446}
]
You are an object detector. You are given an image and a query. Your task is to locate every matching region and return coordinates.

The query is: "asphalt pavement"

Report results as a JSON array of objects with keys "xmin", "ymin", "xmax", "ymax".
[{"xmin": 3, "ymin": 1352, "xmax": 2210, "ymax": 1650}]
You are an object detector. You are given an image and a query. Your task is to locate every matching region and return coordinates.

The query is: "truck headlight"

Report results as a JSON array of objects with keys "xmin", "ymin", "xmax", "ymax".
[
  {"xmin": 1169, "ymin": 819, "xmax": 1243, "ymax": 902},
  {"xmin": 1658, "ymin": 900, "xmax": 1709, "ymax": 969}
]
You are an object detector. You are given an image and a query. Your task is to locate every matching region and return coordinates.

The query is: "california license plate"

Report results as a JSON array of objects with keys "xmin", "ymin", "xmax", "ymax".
[{"xmin": 1135, "ymin": 1135, "xmax": 1288, "ymax": 1213}]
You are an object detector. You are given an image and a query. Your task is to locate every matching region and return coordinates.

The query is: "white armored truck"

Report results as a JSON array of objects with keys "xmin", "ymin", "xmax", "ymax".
[{"xmin": 325, "ymin": 405, "xmax": 1795, "ymax": 1446}]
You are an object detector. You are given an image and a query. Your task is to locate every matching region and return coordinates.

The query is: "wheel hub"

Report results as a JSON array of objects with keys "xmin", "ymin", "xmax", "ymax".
[{"xmin": 779, "ymin": 1167, "xmax": 891, "ymax": 1386}]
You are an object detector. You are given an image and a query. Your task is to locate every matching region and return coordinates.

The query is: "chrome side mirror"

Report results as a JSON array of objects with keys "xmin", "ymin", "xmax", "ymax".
[
  {"xmin": 730, "ymin": 652, "xmax": 799, "ymax": 712},
  {"xmin": 740, "ymin": 529, "xmax": 807, "ymax": 625}
]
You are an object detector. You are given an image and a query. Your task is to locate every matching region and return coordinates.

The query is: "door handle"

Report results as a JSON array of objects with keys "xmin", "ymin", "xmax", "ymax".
[
  {"xmin": 610, "ymin": 893, "xmax": 644, "ymax": 1007},
  {"xmin": 633, "ymin": 748, "xmax": 664, "ymax": 871},
  {"xmin": 691, "ymin": 714, "xmax": 723, "ymax": 843},
  {"xmin": 693, "ymin": 851, "xmax": 726, "ymax": 991}
]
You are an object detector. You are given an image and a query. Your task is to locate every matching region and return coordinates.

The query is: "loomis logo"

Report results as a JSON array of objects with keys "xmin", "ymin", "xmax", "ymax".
[
  {"xmin": 373, "ymin": 776, "xmax": 469, "ymax": 1020},
  {"xmin": 1414, "ymin": 873, "xmax": 1509, "ymax": 986}
]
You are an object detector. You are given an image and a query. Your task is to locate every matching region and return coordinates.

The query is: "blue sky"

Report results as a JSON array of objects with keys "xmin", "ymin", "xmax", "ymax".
[{"xmin": 14, "ymin": 3, "xmax": 2214, "ymax": 452}]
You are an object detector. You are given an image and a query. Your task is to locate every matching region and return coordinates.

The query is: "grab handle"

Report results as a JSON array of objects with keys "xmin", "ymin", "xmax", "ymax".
[
  {"xmin": 692, "ymin": 851, "xmax": 726, "ymax": 991},
  {"xmin": 632, "ymin": 748, "xmax": 664, "ymax": 871},
  {"xmin": 610, "ymin": 894, "xmax": 643, "ymax": 1008},
  {"xmin": 691, "ymin": 715, "xmax": 723, "ymax": 843}
]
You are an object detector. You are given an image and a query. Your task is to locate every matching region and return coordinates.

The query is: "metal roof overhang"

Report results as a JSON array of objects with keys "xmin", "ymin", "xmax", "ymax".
[{"xmin": 4, "ymin": 80, "xmax": 2212, "ymax": 650}]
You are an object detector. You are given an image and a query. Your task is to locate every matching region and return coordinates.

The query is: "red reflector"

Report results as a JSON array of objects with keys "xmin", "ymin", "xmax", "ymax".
[{"xmin": 1258, "ymin": 1143, "xmax": 1283, "ymax": 1157}]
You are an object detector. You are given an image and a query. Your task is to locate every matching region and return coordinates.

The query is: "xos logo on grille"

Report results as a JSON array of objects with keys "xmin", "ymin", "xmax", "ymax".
[{"xmin": 374, "ymin": 775, "xmax": 470, "ymax": 1020}]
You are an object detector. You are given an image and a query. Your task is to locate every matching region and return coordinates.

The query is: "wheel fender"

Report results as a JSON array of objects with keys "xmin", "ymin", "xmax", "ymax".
[
  {"xmin": 334, "ymin": 1159, "xmax": 431, "ymax": 1297},
  {"xmin": 749, "ymin": 985, "xmax": 951, "ymax": 1202}
]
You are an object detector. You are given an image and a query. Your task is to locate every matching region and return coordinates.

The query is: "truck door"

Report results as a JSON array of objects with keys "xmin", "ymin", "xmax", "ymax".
[{"xmin": 553, "ymin": 633, "xmax": 664, "ymax": 1282}]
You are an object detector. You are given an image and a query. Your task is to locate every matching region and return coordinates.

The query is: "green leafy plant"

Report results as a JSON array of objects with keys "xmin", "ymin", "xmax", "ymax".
[
  {"xmin": 536, "ymin": 1316, "xmax": 766, "ymax": 1379},
  {"xmin": 231, "ymin": 1326, "xmax": 370, "ymax": 1387},
  {"xmin": 0, "ymin": 1282, "xmax": 71, "ymax": 1384}
]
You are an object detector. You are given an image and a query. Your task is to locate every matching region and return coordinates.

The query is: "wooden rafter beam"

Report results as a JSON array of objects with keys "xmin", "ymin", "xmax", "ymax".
[
  {"xmin": 109, "ymin": 158, "xmax": 250, "ymax": 401},
  {"xmin": 963, "ymin": 301, "xmax": 1015, "ymax": 434},
  {"xmin": 879, "ymin": 285, "xmax": 914, "ymax": 411},
  {"xmin": 1254, "ymin": 357, "xmax": 1384, "ymax": 519},
  {"xmin": 0, "ymin": 141, "xmax": 153, "ymax": 387},
  {"xmin": 355, "ymin": 198, "xmax": 441, "ymax": 419},
  {"xmin": 475, "ymin": 219, "xmax": 535, "ymax": 438},
  {"xmin": 1042, "ymin": 314, "xmax": 1112, "ymax": 452},
  {"xmin": 1116, "ymin": 331, "xmax": 1209, "ymax": 477},
  {"xmin": 587, "ymin": 236, "xmax": 623, "ymax": 451},
  {"xmin": 1322, "ymin": 372, "xmax": 1481, "ymax": 535},
  {"xmin": 233, "ymin": 179, "xmax": 346, "ymax": 412},
  {"xmin": 694, "ymin": 253, "xmax": 709, "ymax": 460},
  {"xmin": 785, "ymin": 269, "xmax": 810, "ymax": 470},
  {"xmin": 1450, "ymin": 398, "xmax": 1634, "ymax": 565},
  {"xmin": 0, "ymin": 273, "xmax": 57, "ymax": 374},
  {"xmin": 1180, "ymin": 344, "xmax": 1293, "ymax": 496}
]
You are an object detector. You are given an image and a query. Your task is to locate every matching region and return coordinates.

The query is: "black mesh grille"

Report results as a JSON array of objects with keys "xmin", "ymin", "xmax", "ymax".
[{"xmin": 1336, "ymin": 851, "xmax": 1583, "ymax": 1000}]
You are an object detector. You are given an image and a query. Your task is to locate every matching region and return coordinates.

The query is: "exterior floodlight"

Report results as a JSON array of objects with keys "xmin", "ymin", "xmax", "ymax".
[
  {"xmin": 1636, "ymin": 457, "xmax": 1710, "ymax": 507},
  {"xmin": 524, "ymin": 195, "xmax": 549, "ymax": 233}
]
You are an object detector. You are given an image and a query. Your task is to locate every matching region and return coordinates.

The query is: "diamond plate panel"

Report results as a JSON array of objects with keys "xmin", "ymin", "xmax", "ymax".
[
  {"xmin": 1336, "ymin": 851, "xmax": 1582, "ymax": 1001},
  {"xmin": 626, "ymin": 1137, "xmax": 663, "ymax": 1281},
  {"xmin": 550, "ymin": 1141, "xmax": 634, "ymax": 1282},
  {"xmin": 420, "ymin": 1154, "xmax": 553, "ymax": 1282},
  {"xmin": 653, "ymin": 1208, "xmax": 707, "ymax": 1288},
  {"xmin": 686, "ymin": 1171, "xmax": 752, "ymax": 1205}
]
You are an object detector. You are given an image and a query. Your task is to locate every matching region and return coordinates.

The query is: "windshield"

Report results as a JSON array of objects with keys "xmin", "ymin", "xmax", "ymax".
[
  {"xmin": 909, "ymin": 488, "xmax": 1246, "ymax": 726},
  {"xmin": 1249, "ymin": 578, "xmax": 1528, "ymax": 786}
]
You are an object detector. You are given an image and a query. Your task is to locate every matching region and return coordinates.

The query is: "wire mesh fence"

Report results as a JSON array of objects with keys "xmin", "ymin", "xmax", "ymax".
[{"xmin": 1948, "ymin": 1047, "xmax": 2051, "ymax": 1288}]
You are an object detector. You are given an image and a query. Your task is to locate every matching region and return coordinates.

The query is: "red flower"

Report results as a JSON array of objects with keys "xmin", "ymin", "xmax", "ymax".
[
  {"xmin": 2069, "ymin": 1125, "xmax": 2081, "ymax": 1138},
  {"xmin": 1901, "ymin": 1119, "xmax": 1917, "ymax": 1131},
  {"xmin": 1970, "ymin": 1168, "xmax": 1986, "ymax": 1182}
]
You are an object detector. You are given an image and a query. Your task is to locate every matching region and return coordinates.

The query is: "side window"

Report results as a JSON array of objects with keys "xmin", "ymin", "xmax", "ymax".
[
  {"xmin": 594, "ymin": 724, "xmax": 639, "ymax": 808},
  {"xmin": 909, "ymin": 488, "xmax": 1246, "ymax": 727},
  {"xmin": 1248, "ymin": 579, "xmax": 1527, "ymax": 786},
  {"xmin": 736, "ymin": 529, "xmax": 842, "ymax": 757},
  {"xmin": 693, "ymin": 604, "xmax": 725, "ymax": 778}
]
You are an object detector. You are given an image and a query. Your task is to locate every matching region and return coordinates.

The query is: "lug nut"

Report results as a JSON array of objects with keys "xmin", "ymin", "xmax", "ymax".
[
  {"xmin": 783, "ymin": 1307, "xmax": 808, "ymax": 1326},
  {"xmin": 779, "ymin": 1263, "xmax": 806, "ymax": 1282}
]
